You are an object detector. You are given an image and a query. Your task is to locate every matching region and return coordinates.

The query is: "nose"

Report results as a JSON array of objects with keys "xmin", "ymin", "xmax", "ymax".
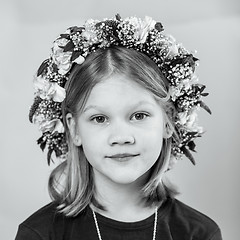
[
  {"xmin": 108, "ymin": 134, "xmax": 135, "ymax": 146},
  {"xmin": 108, "ymin": 123, "xmax": 135, "ymax": 146}
]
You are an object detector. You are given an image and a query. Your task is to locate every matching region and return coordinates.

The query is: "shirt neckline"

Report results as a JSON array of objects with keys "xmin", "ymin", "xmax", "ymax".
[{"xmin": 86, "ymin": 197, "xmax": 173, "ymax": 230}]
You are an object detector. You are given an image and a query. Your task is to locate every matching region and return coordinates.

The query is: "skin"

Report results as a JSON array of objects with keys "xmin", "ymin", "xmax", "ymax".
[{"xmin": 67, "ymin": 74, "xmax": 167, "ymax": 221}]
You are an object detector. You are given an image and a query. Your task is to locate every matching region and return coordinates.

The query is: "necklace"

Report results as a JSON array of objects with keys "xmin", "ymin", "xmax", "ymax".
[{"xmin": 92, "ymin": 208, "xmax": 158, "ymax": 240}]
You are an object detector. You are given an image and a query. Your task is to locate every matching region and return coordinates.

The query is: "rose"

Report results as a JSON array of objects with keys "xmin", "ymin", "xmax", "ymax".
[
  {"xmin": 82, "ymin": 19, "xmax": 99, "ymax": 40},
  {"xmin": 34, "ymin": 76, "xmax": 66, "ymax": 102},
  {"xmin": 178, "ymin": 110, "xmax": 203, "ymax": 132},
  {"xmin": 52, "ymin": 38, "xmax": 73, "ymax": 75},
  {"xmin": 33, "ymin": 115, "xmax": 64, "ymax": 133},
  {"xmin": 81, "ymin": 30, "xmax": 99, "ymax": 47},
  {"xmin": 32, "ymin": 114, "xmax": 45, "ymax": 126},
  {"xmin": 82, "ymin": 19, "xmax": 100, "ymax": 46},
  {"xmin": 81, "ymin": 30, "xmax": 96, "ymax": 41},
  {"xmin": 39, "ymin": 119, "xmax": 64, "ymax": 134},
  {"xmin": 40, "ymin": 119, "xmax": 64, "ymax": 133},
  {"xmin": 185, "ymin": 111, "xmax": 203, "ymax": 132}
]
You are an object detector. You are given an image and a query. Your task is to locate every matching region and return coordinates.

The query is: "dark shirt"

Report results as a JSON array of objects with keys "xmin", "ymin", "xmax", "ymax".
[{"xmin": 15, "ymin": 198, "xmax": 222, "ymax": 240}]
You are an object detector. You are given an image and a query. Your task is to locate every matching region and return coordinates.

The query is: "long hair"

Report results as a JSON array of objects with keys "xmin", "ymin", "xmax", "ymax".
[{"xmin": 48, "ymin": 46, "xmax": 178, "ymax": 216}]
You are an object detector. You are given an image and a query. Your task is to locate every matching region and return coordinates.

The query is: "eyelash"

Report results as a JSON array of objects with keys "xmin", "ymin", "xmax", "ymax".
[
  {"xmin": 90, "ymin": 112, "xmax": 150, "ymax": 124},
  {"xmin": 90, "ymin": 115, "xmax": 108, "ymax": 124},
  {"xmin": 131, "ymin": 112, "xmax": 149, "ymax": 121}
]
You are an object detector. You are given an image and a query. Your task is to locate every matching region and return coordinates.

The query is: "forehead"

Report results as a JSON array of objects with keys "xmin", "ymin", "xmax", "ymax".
[{"xmin": 86, "ymin": 74, "xmax": 156, "ymax": 105}]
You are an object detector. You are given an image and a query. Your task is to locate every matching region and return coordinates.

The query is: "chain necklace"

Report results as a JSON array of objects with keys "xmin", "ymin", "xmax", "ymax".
[{"xmin": 92, "ymin": 208, "xmax": 158, "ymax": 240}]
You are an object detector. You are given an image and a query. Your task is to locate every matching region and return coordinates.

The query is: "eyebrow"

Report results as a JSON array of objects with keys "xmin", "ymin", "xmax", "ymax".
[
  {"xmin": 83, "ymin": 101, "xmax": 155, "ymax": 113},
  {"xmin": 83, "ymin": 105, "xmax": 102, "ymax": 113}
]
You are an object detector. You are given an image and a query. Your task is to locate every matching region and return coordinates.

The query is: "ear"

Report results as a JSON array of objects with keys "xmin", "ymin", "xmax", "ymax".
[
  {"xmin": 163, "ymin": 122, "xmax": 173, "ymax": 139},
  {"xmin": 66, "ymin": 113, "xmax": 82, "ymax": 146}
]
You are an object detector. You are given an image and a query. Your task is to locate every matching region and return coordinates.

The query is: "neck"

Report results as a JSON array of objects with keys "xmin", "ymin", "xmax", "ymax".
[{"xmin": 91, "ymin": 170, "xmax": 156, "ymax": 222}]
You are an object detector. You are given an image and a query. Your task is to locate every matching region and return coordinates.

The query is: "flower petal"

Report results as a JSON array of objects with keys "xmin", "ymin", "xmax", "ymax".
[
  {"xmin": 53, "ymin": 119, "xmax": 65, "ymax": 133},
  {"xmin": 73, "ymin": 55, "xmax": 85, "ymax": 64},
  {"xmin": 52, "ymin": 83, "xmax": 66, "ymax": 102},
  {"xmin": 32, "ymin": 114, "xmax": 45, "ymax": 125}
]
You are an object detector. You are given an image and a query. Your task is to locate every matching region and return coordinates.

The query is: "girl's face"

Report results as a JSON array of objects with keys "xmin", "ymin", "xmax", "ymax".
[{"xmin": 74, "ymin": 74, "xmax": 165, "ymax": 186}]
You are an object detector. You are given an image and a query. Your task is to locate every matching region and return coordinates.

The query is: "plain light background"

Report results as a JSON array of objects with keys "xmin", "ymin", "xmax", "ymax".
[{"xmin": 1, "ymin": 0, "xmax": 240, "ymax": 239}]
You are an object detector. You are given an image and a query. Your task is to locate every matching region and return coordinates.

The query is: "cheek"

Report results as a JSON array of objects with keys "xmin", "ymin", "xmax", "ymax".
[
  {"xmin": 80, "ymin": 132, "xmax": 104, "ymax": 160},
  {"xmin": 141, "ymin": 125, "xmax": 164, "ymax": 156},
  {"xmin": 141, "ymin": 134, "xmax": 162, "ymax": 148}
]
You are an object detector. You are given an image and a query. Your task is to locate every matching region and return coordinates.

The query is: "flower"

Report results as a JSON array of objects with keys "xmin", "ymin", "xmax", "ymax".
[
  {"xmin": 29, "ymin": 15, "xmax": 210, "ymax": 164},
  {"xmin": 129, "ymin": 16, "xmax": 156, "ymax": 44},
  {"xmin": 32, "ymin": 114, "xmax": 45, "ymax": 125},
  {"xmin": 73, "ymin": 55, "xmax": 85, "ymax": 64},
  {"xmin": 34, "ymin": 76, "xmax": 66, "ymax": 102},
  {"xmin": 38, "ymin": 118, "xmax": 64, "ymax": 134},
  {"xmin": 82, "ymin": 19, "xmax": 101, "ymax": 46},
  {"xmin": 178, "ymin": 110, "xmax": 203, "ymax": 132},
  {"xmin": 52, "ymin": 38, "xmax": 73, "ymax": 75},
  {"xmin": 82, "ymin": 30, "xmax": 98, "ymax": 42},
  {"xmin": 85, "ymin": 19, "xmax": 100, "ymax": 30},
  {"xmin": 165, "ymin": 35, "xmax": 179, "ymax": 59},
  {"xmin": 169, "ymin": 85, "xmax": 183, "ymax": 101}
]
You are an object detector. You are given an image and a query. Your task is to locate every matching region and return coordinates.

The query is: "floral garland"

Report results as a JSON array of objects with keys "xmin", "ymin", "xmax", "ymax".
[{"xmin": 29, "ymin": 14, "xmax": 211, "ymax": 166}]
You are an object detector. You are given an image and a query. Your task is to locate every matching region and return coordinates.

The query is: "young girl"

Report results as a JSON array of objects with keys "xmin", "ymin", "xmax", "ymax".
[{"xmin": 15, "ymin": 15, "xmax": 222, "ymax": 239}]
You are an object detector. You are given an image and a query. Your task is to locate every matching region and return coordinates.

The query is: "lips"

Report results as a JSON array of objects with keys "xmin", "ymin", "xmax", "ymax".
[{"xmin": 106, "ymin": 153, "xmax": 140, "ymax": 162}]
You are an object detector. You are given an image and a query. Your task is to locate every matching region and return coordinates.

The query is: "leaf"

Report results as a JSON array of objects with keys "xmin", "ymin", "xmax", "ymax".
[
  {"xmin": 155, "ymin": 22, "xmax": 164, "ymax": 32},
  {"xmin": 63, "ymin": 41, "xmax": 75, "ymax": 52},
  {"xmin": 193, "ymin": 56, "xmax": 199, "ymax": 62},
  {"xmin": 29, "ymin": 96, "xmax": 42, "ymax": 123},
  {"xmin": 188, "ymin": 141, "xmax": 196, "ymax": 152},
  {"xmin": 55, "ymin": 148, "xmax": 62, "ymax": 157},
  {"xmin": 95, "ymin": 21, "xmax": 103, "ymax": 28},
  {"xmin": 59, "ymin": 34, "xmax": 70, "ymax": 40},
  {"xmin": 52, "ymin": 131, "xmax": 59, "ymax": 137},
  {"xmin": 70, "ymin": 26, "xmax": 84, "ymax": 33},
  {"xmin": 200, "ymin": 101, "xmax": 212, "ymax": 114},
  {"xmin": 37, "ymin": 59, "xmax": 49, "ymax": 76},
  {"xmin": 47, "ymin": 148, "xmax": 54, "ymax": 165},
  {"xmin": 37, "ymin": 135, "xmax": 44, "ymax": 145},
  {"xmin": 185, "ymin": 131, "xmax": 199, "ymax": 139},
  {"xmin": 40, "ymin": 141, "xmax": 47, "ymax": 151},
  {"xmin": 182, "ymin": 146, "xmax": 196, "ymax": 165},
  {"xmin": 115, "ymin": 13, "xmax": 121, "ymax": 21},
  {"xmin": 37, "ymin": 135, "xmax": 47, "ymax": 151},
  {"xmin": 201, "ymin": 93, "xmax": 209, "ymax": 97},
  {"xmin": 71, "ymin": 51, "xmax": 81, "ymax": 61},
  {"xmin": 52, "ymin": 63, "xmax": 58, "ymax": 72},
  {"xmin": 170, "ymin": 56, "xmax": 184, "ymax": 67},
  {"xmin": 183, "ymin": 54, "xmax": 195, "ymax": 68},
  {"xmin": 199, "ymin": 85, "xmax": 206, "ymax": 93}
]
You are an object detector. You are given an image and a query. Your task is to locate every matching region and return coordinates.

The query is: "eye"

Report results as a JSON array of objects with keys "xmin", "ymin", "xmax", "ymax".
[
  {"xmin": 131, "ymin": 112, "xmax": 149, "ymax": 121},
  {"xmin": 91, "ymin": 115, "xmax": 108, "ymax": 124}
]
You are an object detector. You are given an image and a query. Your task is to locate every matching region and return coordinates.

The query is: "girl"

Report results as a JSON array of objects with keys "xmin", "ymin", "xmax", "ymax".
[{"xmin": 15, "ymin": 15, "xmax": 222, "ymax": 239}]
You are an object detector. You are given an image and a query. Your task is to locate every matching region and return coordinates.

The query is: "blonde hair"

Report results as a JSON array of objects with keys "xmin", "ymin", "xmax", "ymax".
[{"xmin": 48, "ymin": 46, "xmax": 178, "ymax": 216}]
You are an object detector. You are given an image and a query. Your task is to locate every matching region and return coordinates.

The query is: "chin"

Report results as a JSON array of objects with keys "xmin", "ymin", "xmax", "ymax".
[{"xmin": 107, "ymin": 171, "xmax": 147, "ymax": 185}]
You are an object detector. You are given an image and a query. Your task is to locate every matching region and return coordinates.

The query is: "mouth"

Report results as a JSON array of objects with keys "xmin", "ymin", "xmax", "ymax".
[{"xmin": 106, "ymin": 153, "xmax": 140, "ymax": 162}]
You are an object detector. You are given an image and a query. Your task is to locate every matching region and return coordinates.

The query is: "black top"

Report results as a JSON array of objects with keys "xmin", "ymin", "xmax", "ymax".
[{"xmin": 15, "ymin": 198, "xmax": 222, "ymax": 240}]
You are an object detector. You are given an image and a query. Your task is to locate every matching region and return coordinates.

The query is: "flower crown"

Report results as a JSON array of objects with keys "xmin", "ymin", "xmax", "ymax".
[{"xmin": 29, "ymin": 14, "xmax": 211, "ymax": 166}]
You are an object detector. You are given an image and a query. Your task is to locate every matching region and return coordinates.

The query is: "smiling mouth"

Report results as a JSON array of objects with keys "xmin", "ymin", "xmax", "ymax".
[{"xmin": 106, "ymin": 153, "xmax": 140, "ymax": 162}]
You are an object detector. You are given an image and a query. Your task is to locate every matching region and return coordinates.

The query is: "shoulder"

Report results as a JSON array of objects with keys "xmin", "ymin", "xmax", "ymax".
[
  {"xmin": 167, "ymin": 198, "xmax": 222, "ymax": 239},
  {"xmin": 15, "ymin": 202, "xmax": 68, "ymax": 240},
  {"xmin": 21, "ymin": 202, "xmax": 58, "ymax": 225}
]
